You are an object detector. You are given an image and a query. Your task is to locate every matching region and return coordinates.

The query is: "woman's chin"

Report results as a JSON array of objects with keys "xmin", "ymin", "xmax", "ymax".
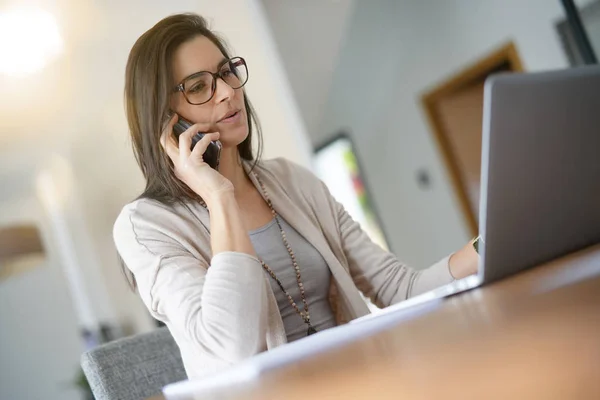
[{"xmin": 217, "ymin": 129, "xmax": 249, "ymax": 148}]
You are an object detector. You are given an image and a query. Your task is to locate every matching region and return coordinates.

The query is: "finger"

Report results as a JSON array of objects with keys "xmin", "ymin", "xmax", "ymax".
[
  {"xmin": 177, "ymin": 123, "xmax": 201, "ymax": 161},
  {"xmin": 164, "ymin": 134, "xmax": 180, "ymax": 163},
  {"xmin": 178, "ymin": 123, "xmax": 214, "ymax": 162},
  {"xmin": 190, "ymin": 132, "xmax": 220, "ymax": 161},
  {"xmin": 160, "ymin": 114, "xmax": 180, "ymax": 161},
  {"xmin": 161, "ymin": 112, "xmax": 178, "ymax": 135},
  {"xmin": 160, "ymin": 113, "xmax": 178, "ymax": 144}
]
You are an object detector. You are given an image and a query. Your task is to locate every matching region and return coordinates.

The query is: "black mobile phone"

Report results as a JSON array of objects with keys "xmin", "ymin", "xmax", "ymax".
[{"xmin": 172, "ymin": 117, "xmax": 222, "ymax": 170}]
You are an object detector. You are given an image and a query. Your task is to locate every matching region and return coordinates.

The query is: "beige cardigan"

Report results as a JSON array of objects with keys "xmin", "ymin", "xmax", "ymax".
[{"xmin": 113, "ymin": 158, "xmax": 455, "ymax": 379}]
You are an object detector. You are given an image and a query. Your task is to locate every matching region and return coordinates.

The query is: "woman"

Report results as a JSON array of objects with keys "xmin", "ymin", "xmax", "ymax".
[{"xmin": 114, "ymin": 13, "xmax": 478, "ymax": 379}]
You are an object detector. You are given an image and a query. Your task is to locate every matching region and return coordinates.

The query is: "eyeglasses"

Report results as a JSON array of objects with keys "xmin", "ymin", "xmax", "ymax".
[{"xmin": 173, "ymin": 56, "xmax": 249, "ymax": 105}]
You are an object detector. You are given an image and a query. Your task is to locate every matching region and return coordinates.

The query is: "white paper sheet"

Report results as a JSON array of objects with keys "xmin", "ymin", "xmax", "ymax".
[{"xmin": 163, "ymin": 299, "xmax": 441, "ymax": 400}]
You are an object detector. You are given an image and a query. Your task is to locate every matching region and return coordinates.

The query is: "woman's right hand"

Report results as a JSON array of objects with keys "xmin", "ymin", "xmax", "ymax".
[{"xmin": 161, "ymin": 114, "xmax": 233, "ymax": 206}]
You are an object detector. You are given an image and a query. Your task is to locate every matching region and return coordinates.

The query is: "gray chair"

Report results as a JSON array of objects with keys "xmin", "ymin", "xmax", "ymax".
[{"xmin": 81, "ymin": 327, "xmax": 187, "ymax": 400}]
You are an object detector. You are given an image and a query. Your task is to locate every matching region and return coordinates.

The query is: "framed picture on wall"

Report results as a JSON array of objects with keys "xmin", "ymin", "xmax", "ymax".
[{"xmin": 312, "ymin": 132, "xmax": 390, "ymax": 251}]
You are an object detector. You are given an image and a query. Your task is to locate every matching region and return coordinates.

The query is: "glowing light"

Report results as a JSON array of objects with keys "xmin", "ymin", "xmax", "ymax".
[{"xmin": 0, "ymin": 8, "xmax": 63, "ymax": 76}]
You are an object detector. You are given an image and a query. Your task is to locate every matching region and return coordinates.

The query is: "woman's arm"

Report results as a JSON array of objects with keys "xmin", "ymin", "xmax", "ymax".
[
  {"xmin": 132, "ymin": 114, "xmax": 266, "ymax": 376},
  {"xmin": 448, "ymin": 240, "xmax": 479, "ymax": 279},
  {"xmin": 325, "ymin": 183, "xmax": 477, "ymax": 307},
  {"xmin": 208, "ymin": 191, "xmax": 256, "ymax": 257},
  {"xmin": 277, "ymin": 158, "xmax": 477, "ymax": 308},
  {"xmin": 276, "ymin": 158, "xmax": 478, "ymax": 307},
  {"xmin": 161, "ymin": 114, "xmax": 255, "ymax": 258},
  {"xmin": 113, "ymin": 202, "xmax": 268, "ymax": 370}
]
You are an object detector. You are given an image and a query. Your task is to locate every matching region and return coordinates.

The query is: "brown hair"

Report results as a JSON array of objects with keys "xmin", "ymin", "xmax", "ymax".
[
  {"xmin": 121, "ymin": 13, "xmax": 263, "ymax": 289},
  {"xmin": 125, "ymin": 13, "xmax": 262, "ymax": 205}
]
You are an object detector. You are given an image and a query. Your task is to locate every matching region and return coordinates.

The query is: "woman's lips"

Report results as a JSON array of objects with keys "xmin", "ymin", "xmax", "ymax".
[{"xmin": 218, "ymin": 110, "xmax": 241, "ymax": 123}]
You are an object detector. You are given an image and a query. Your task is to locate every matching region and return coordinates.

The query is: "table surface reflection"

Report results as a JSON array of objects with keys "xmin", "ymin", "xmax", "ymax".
[{"xmin": 149, "ymin": 244, "xmax": 600, "ymax": 400}]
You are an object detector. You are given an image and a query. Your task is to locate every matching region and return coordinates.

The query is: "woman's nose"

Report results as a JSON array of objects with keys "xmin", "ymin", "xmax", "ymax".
[{"xmin": 213, "ymin": 77, "xmax": 234, "ymax": 103}]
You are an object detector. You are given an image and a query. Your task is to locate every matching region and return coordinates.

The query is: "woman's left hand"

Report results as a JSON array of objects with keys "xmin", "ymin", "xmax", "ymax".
[{"xmin": 448, "ymin": 239, "xmax": 479, "ymax": 279}]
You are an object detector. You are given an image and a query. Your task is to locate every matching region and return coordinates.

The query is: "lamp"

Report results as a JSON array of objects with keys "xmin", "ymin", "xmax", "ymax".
[
  {"xmin": 0, "ymin": 224, "xmax": 46, "ymax": 282},
  {"xmin": 0, "ymin": 7, "xmax": 63, "ymax": 77}
]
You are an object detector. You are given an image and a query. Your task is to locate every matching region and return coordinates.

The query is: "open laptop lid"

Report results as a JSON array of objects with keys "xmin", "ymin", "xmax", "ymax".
[{"xmin": 478, "ymin": 66, "xmax": 600, "ymax": 284}]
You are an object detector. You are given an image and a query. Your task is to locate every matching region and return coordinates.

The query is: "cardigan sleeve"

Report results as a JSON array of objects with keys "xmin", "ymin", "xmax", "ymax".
[
  {"xmin": 279, "ymin": 158, "xmax": 456, "ymax": 308},
  {"xmin": 332, "ymin": 195, "xmax": 456, "ymax": 306},
  {"xmin": 113, "ymin": 201, "xmax": 270, "ymax": 374}
]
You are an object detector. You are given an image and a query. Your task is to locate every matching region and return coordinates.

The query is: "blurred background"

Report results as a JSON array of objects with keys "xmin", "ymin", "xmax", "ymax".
[{"xmin": 1, "ymin": 0, "xmax": 598, "ymax": 398}]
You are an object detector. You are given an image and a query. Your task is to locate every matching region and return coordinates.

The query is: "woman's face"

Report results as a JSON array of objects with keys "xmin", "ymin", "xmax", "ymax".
[{"xmin": 170, "ymin": 35, "xmax": 248, "ymax": 148}]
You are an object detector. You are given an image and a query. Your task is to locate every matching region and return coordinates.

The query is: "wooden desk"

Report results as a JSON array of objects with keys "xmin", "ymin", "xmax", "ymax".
[{"xmin": 150, "ymin": 244, "xmax": 600, "ymax": 400}]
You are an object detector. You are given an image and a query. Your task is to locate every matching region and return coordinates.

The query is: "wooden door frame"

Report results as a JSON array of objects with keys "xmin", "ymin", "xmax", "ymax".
[{"xmin": 421, "ymin": 42, "xmax": 524, "ymax": 236}]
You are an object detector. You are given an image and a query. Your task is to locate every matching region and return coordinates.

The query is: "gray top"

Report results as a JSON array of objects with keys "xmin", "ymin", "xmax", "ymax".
[{"xmin": 249, "ymin": 217, "xmax": 337, "ymax": 342}]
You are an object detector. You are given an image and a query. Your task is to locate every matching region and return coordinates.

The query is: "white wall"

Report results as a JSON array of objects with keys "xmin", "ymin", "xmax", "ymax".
[
  {"xmin": 260, "ymin": 0, "xmax": 356, "ymax": 136},
  {"xmin": 266, "ymin": 0, "xmax": 595, "ymax": 268},
  {"xmin": 0, "ymin": 0, "xmax": 313, "ymax": 327},
  {"xmin": 0, "ymin": 0, "xmax": 312, "ymax": 397},
  {"xmin": 0, "ymin": 196, "xmax": 84, "ymax": 400},
  {"xmin": 322, "ymin": 0, "xmax": 599, "ymax": 267}
]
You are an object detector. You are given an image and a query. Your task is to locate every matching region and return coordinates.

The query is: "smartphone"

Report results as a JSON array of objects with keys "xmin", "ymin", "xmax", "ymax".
[{"xmin": 172, "ymin": 117, "xmax": 222, "ymax": 170}]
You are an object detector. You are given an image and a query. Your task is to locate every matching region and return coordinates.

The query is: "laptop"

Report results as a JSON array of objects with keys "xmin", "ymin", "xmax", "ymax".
[{"xmin": 357, "ymin": 65, "xmax": 600, "ymax": 317}]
